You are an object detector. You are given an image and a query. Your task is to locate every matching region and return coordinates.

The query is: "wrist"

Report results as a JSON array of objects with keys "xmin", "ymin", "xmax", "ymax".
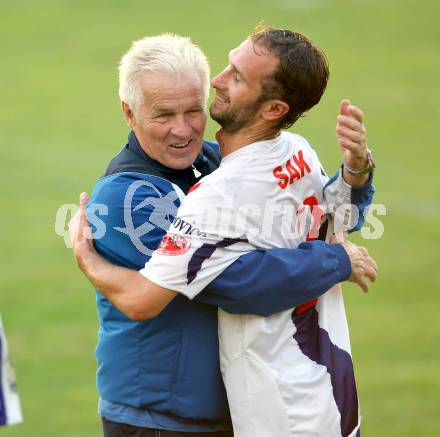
[
  {"xmin": 344, "ymin": 149, "xmax": 375, "ymax": 176},
  {"xmin": 342, "ymin": 167, "xmax": 370, "ymax": 186},
  {"xmin": 328, "ymin": 243, "xmax": 352, "ymax": 281},
  {"xmin": 342, "ymin": 148, "xmax": 375, "ymax": 186}
]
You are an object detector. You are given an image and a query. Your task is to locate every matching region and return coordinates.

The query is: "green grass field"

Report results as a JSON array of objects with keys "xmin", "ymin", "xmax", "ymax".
[{"xmin": 1, "ymin": 0, "xmax": 439, "ymax": 435}]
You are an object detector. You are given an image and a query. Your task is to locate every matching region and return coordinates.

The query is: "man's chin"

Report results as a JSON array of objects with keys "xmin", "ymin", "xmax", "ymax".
[
  {"xmin": 209, "ymin": 104, "xmax": 227, "ymax": 122},
  {"xmin": 209, "ymin": 106, "xmax": 248, "ymax": 133},
  {"xmin": 209, "ymin": 110, "xmax": 220, "ymax": 123},
  {"xmin": 209, "ymin": 110, "xmax": 228, "ymax": 128}
]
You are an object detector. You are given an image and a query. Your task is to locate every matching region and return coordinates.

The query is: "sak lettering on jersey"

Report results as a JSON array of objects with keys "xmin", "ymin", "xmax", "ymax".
[{"xmin": 272, "ymin": 149, "xmax": 312, "ymax": 189}]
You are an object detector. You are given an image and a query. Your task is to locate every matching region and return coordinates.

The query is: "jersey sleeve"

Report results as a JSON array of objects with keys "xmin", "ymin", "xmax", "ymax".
[
  {"xmin": 139, "ymin": 181, "xmax": 251, "ymax": 299},
  {"xmin": 297, "ymin": 132, "xmax": 375, "ymax": 233},
  {"xmin": 194, "ymin": 241, "xmax": 352, "ymax": 316},
  {"xmin": 322, "ymin": 168, "xmax": 375, "ymax": 233}
]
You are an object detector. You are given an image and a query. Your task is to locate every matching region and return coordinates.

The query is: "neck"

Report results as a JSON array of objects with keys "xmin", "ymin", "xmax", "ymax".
[{"xmin": 216, "ymin": 124, "xmax": 279, "ymax": 158}]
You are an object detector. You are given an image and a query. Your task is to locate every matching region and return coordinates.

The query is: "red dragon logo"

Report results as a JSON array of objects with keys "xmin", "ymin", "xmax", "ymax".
[{"xmin": 156, "ymin": 234, "xmax": 191, "ymax": 256}]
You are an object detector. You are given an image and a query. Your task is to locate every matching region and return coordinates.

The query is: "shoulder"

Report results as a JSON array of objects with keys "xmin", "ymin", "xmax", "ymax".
[
  {"xmin": 202, "ymin": 140, "xmax": 220, "ymax": 156},
  {"xmin": 283, "ymin": 131, "xmax": 313, "ymax": 153},
  {"xmin": 92, "ymin": 172, "xmax": 181, "ymax": 204},
  {"xmin": 89, "ymin": 172, "xmax": 182, "ymax": 230},
  {"xmin": 193, "ymin": 140, "xmax": 221, "ymax": 177},
  {"xmin": 283, "ymin": 131, "xmax": 322, "ymax": 167},
  {"xmin": 182, "ymin": 170, "xmax": 224, "ymax": 204},
  {"xmin": 89, "ymin": 173, "xmax": 180, "ymax": 267}
]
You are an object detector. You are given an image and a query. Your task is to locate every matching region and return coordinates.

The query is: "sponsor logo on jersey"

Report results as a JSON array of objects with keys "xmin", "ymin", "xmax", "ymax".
[
  {"xmin": 172, "ymin": 217, "xmax": 206, "ymax": 237},
  {"xmin": 156, "ymin": 234, "xmax": 191, "ymax": 256}
]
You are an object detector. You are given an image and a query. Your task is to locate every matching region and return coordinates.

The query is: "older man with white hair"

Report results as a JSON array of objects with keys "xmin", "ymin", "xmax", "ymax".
[{"xmin": 72, "ymin": 33, "xmax": 375, "ymax": 436}]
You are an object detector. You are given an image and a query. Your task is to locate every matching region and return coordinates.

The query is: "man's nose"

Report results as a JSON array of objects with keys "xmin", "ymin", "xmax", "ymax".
[
  {"xmin": 211, "ymin": 67, "xmax": 228, "ymax": 89},
  {"xmin": 170, "ymin": 116, "xmax": 192, "ymax": 139}
]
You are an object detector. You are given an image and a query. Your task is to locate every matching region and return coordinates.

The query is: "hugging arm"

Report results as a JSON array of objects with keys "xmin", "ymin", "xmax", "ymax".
[
  {"xmin": 195, "ymin": 241, "xmax": 352, "ymax": 316},
  {"xmin": 70, "ymin": 192, "xmax": 177, "ymax": 320}
]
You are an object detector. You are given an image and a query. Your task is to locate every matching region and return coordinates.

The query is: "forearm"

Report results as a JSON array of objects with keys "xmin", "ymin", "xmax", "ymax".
[
  {"xmin": 70, "ymin": 184, "xmax": 179, "ymax": 320},
  {"xmin": 347, "ymin": 171, "xmax": 375, "ymax": 232},
  {"xmin": 78, "ymin": 250, "xmax": 174, "ymax": 320},
  {"xmin": 195, "ymin": 241, "xmax": 351, "ymax": 316}
]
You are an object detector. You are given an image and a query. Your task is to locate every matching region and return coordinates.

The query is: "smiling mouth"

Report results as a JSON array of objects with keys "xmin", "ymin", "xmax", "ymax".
[
  {"xmin": 215, "ymin": 94, "xmax": 229, "ymax": 104},
  {"xmin": 170, "ymin": 140, "xmax": 191, "ymax": 149}
]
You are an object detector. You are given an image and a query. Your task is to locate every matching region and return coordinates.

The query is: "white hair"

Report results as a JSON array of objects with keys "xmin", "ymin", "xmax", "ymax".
[{"xmin": 118, "ymin": 33, "xmax": 210, "ymax": 115}]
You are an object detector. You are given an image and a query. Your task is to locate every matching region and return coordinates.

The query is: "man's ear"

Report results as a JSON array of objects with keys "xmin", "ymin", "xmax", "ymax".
[
  {"xmin": 261, "ymin": 99, "xmax": 289, "ymax": 124},
  {"xmin": 121, "ymin": 101, "xmax": 136, "ymax": 128}
]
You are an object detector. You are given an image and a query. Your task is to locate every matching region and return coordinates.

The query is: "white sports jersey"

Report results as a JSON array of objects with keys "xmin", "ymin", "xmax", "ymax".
[
  {"xmin": 0, "ymin": 316, "xmax": 23, "ymax": 427},
  {"xmin": 141, "ymin": 131, "xmax": 360, "ymax": 437}
]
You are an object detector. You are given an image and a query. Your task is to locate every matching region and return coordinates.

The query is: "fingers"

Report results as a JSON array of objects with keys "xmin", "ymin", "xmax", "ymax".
[
  {"xmin": 351, "ymin": 267, "xmax": 370, "ymax": 293},
  {"xmin": 358, "ymin": 246, "xmax": 369, "ymax": 256},
  {"xmin": 337, "ymin": 115, "xmax": 365, "ymax": 133},
  {"xmin": 336, "ymin": 113, "xmax": 367, "ymax": 158},
  {"xmin": 357, "ymin": 276, "xmax": 369, "ymax": 293},
  {"xmin": 68, "ymin": 193, "xmax": 92, "ymax": 247},
  {"xmin": 339, "ymin": 99, "xmax": 363, "ymax": 121},
  {"xmin": 359, "ymin": 253, "xmax": 377, "ymax": 282},
  {"xmin": 345, "ymin": 241, "xmax": 378, "ymax": 293},
  {"xmin": 363, "ymin": 264, "xmax": 377, "ymax": 283},
  {"xmin": 68, "ymin": 210, "xmax": 80, "ymax": 246},
  {"xmin": 77, "ymin": 193, "xmax": 92, "ymax": 239},
  {"xmin": 355, "ymin": 260, "xmax": 377, "ymax": 293},
  {"xmin": 350, "ymin": 268, "xmax": 369, "ymax": 293},
  {"xmin": 338, "ymin": 137, "xmax": 365, "ymax": 153},
  {"xmin": 339, "ymin": 99, "xmax": 351, "ymax": 116},
  {"xmin": 358, "ymin": 247, "xmax": 378, "ymax": 274},
  {"xmin": 368, "ymin": 256, "xmax": 378, "ymax": 272},
  {"xmin": 67, "ymin": 193, "xmax": 97, "ymax": 274},
  {"xmin": 80, "ymin": 192, "xmax": 89, "ymax": 208},
  {"xmin": 79, "ymin": 192, "xmax": 90, "ymax": 220},
  {"xmin": 348, "ymin": 105, "xmax": 363, "ymax": 123},
  {"xmin": 365, "ymin": 256, "xmax": 378, "ymax": 277},
  {"xmin": 336, "ymin": 101, "xmax": 367, "ymax": 169},
  {"xmin": 336, "ymin": 126, "xmax": 365, "ymax": 143},
  {"xmin": 79, "ymin": 193, "xmax": 93, "ymax": 240}
]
